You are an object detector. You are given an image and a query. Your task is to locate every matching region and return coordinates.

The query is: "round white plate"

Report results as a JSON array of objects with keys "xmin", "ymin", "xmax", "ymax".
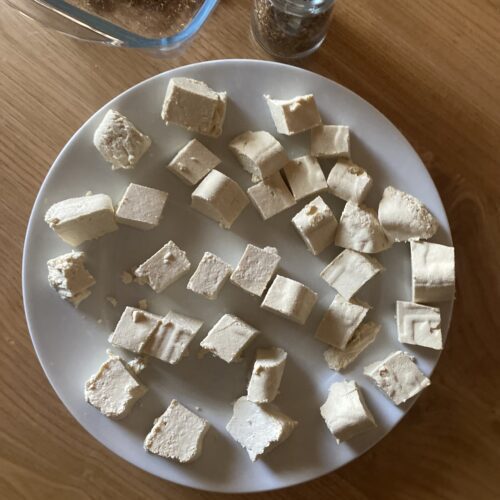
[{"xmin": 23, "ymin": 60, "xmax": 453, "ymax": 493}]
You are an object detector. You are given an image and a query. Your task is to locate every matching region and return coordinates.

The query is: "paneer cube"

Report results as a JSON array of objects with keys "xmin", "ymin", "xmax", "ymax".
[
  {"xmin": 311, "ymin": 125, "xmax": 350, "ymax": 159},
  {"xmin": 187, "ymin": 251, "xmax": 232, "ymax": 300},
  {"xmin": 247, "ymin": 347, "xmax": 287, "ymax": 404},
  {"xmin": 283, "ymin": 155, "xmax": 328, "ymax": 201},
  {"xmin": 396, "ymin": 301, "xmax": 443, "ymax": 350},
  {"xmin": 327, "ymin": 160, "xmax": 372, "ymax": 203}
]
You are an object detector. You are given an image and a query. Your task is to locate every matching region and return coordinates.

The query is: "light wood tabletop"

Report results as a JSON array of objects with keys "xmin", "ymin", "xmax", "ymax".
[{"xmin": 1, "ymin": 0, "xmax": 499, "ymax": 498}]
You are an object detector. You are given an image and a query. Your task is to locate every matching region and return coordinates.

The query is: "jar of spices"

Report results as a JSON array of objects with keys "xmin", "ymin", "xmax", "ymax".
[{"xmin": 252, "ymin": 0, "xmax": 335, "ymax": 59}]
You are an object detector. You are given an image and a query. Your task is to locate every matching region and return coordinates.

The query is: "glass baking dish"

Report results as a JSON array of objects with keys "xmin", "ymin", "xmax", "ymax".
[{"xmin": 7, "ymin": 0, "xmax": 219, "ymax": 53}]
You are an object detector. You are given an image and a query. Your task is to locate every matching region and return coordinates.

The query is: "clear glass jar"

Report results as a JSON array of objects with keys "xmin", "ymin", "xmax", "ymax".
[{"xmin": 252, "ymin": 0, "xmax": 335, "ymax": 59}]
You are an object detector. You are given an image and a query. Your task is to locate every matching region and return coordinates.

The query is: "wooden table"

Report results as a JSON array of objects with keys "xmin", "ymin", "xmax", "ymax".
[{"xmin": 1, "ymin": 1, "xmax": 499, "ymax": 498}]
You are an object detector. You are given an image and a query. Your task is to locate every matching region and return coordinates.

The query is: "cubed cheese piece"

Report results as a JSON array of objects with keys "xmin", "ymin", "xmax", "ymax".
[
  {"xmin": 247, "ymin": 172, "xmax": 295, "ymax": 220},
  {"xmin": 335, "ymin": 201, "xmax": 391, "ymax": 254},
  {"xmin": 327, "ymin": 160, "xmax": 373, "ymax": 203},
  {"xmin": 315, "ymin": 295, "xmax": 370, "ymax": 349},
  {"xmin": 167, "ymin": 139, "xmax": 221, "ymax": 186},
  {"xmin": 364, "ymin": 351, "xmax": 431, "ymax": 405},
  {"xmin": 187, "ymin": 252, "xmax": 232, "ymax": 300},
  {"xmin": 85, "ymin": 352, "xmax": 147, "ymax": 419},
  {"xmin": 378, "ymin": 186, "xmax": 438, "ymax": 242},
  {"xmin": 191, "ymin": 170, "xmax": 249, "ymax": 229},
  {"xmin": 161, "ymin": 77, "xmax": 227, "ymax": 137},
  {"xmin": 115, "ymin": 183, "xmax": 168, "ymax": 230},
  {"xmin": 93, "ymin": 109, "xmax": 151, "ymax": 170},
  {"xmin": 411, "ymin": 241, "xmax": 455, "ymax": 303},
  {"xmin": 292, "ymin": 196, "xmax": 337, "ymax": 255},
  {"xmin": 109, "ymin": 306, "xmax": 162, "ymax": 354},
  {"xmin": 229, "ymin": 130, "xmax": 288, "ymax": 182},
  {"xmin": 230, "ymin": 244, "xmax": 280, "ymax": 297},
  {"xmin": 134, "ymin": 241, "xmax": 191, "ymax": 293},
  {"xmin": 44, "ymin": 194, "xmax": 118, "ymax": 247},
  {"xmin": 320, "ymin": 249, "xmax": 384, "ymax": 299},
  {"xmin": 47, "ymin": 251, "xmax": 95, "ymax": 307},
  {"xmin": 311, "ymin": 125, "xmax": 350, "ymax": 158},
  {"xmin": 200, "ymin": 314, "xmax": 259, "ymax": 363},
  {"xmin": 265, "ymin": 94, "xmax": 322, "ymax": 135},
  {"xmin": 397, "ymin": 301, "xmax": 443, "ymax": 350},
  {"xmin": 247, "ymin": 347, "xmax": 287, "ymax": 404},
  {"xmin": 226, "ymin": 396, "xmax": 297, "ymax": 461},
  {"xmin": 283, "ymin": 155, "xmax": 328, "ymax": 201},
  {"xmin": 320, "ymin": 380, "xmax": 376, "ymax": 443},
  {"xmin": 261, "ymin": 275, "xmax": 318, "ymax": 325},
  {"xmin": 144, "ymin": 400, "xmax": 209, "ymax": 463},
  {"xmin": 144, "ymin": 311, "xmax": 204, "ymax": 364},
  {"xmin": 324, "ymin": 321, "xmax": 381, "ymax": 371}
]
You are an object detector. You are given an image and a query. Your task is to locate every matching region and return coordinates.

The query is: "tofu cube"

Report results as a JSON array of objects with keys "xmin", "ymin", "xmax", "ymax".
[
  {"xmin": 327, "ymin": 160, "xmax": 373, "ymax": 203},
  {"xmin": 191, "ymin": 170, "xmax": 249, "ymax": 229},
  {"xmin": 292, "ymin": 196, "xmax": 337, "ymax": 255},
  {"xmin": 85, "ymin": 352, "xmax": 147, "ymax": 419},
  {"xmin": 320, "ymin": 380, "xmax": 376, "ymax": 443},
  {"xmin": 44, "ymin": 194, "xmax": 118, "ymax": 247},
  {"xmin": 247, "ymin": 347, "xmax": 287, "ymax": 404},
  {"xmin": 229, "ymin": 130, "xmax": 288, "ymax": 182},
  {"xmin": 161, "ymin": 77, "xmax": 227, "ymax": 137},
  {"xmin": 200, "ymin": 314, "xmax": 259, "ymax": 363},
  {"xmin": 93, "ymin": 109, "xmax": 151, "ymax": 170},
  {"xmin": 283, "ymin": 155, "xmax": 328, "ymax": 201},
  {"xmin": 265, "ymin": 94, "xmax": 322, "ymax": 135},
  {"xmin": 230, "ymin": 244, "xmax": 281, "ymax": 297},
  {"xmin": 167, "ymin": 139, "xmax": 221, "ymax": 186},
  {"xmin": 411, "ymin": 241, "xmax": 455, "ymax": 303},
  {"xmin": 396, "ymin": 301, "xmax": 443, "ymax": 350},
  {"xmin": 315, "ymin": 295, "xmax": 370, "ymax": 349},
  {"xmin": 144, "ymin": 400, "xmax": 210, "ymax": 463},
  {"xmin": 261, "ymin": 275, "xmax": 318, "ymax": 325},
  {"xmin": 187, "ymin": 252, "xmax": 232, "ymax": 300},
  {"xmin": 364, "ymin": 351, "xmax": 431, "ymax": 405},
  {"xmin": 134, "ymin": 241, "xmax": 191, "ymax": 293},
  {"xmin": 115, "ymin": 183, "xmax": 168, "ymax": 230},
  {"xmin": 311, "ymin": 125, "xmax": 350, "ymax": 159},
  {"xmin": 247, "ymin": 172, "xmax": 296, "ymax": 220},
  {"xmin": 226, "ymin": 396, "xmax": 297, "ymax": 461}
]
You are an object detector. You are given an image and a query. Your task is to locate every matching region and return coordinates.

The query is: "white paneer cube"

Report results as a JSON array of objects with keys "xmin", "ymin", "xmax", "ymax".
[
  {"xmin": 93, "ymin": 109, "xmax": 151, "ymax": 170},
  {"xmin": 315, "ymin": 295, "xmax": 370, "ymax": 349},
  {"xmin": 229, "ymin": 130, "xmax": 288, "ymax": 182},
  {"xmin": 47, "ymin": 251, "xmax": 95, "ymax": 307},
  {"xmin": 411, "ymin": 241, "xmax": 455, "ymax": 303},
  {"xmin": 292, "ymin": 196, "xmax": 337, "ymax": 255},
  {"xmin": 191, "ymin": 170, "xmax": 249, "ymax": 229},
  {"xmin": 311, "ymin": 125, "xmax": 350, "ymax": 158},
  {"xmin": 187, "ymin": 252, "xmax": 232, "ymax": 300},
  {"xmin": 265, "ymin": 94, "xmax": 322, "ymax": 135},
  {"xmin": 335, "ymin": 201, "xmax": 392, "ymax": 254},
  {"xmin": 327, "ymin": 160, "xmax": 373, "ymax": 203},
  {"xmin": 144, "ymin": 400, "xmax": 209, "ymax": 463},
  {"xmin": 397, "ymin": 301, "xmax": 443, "ymax": 350},
  {"xmin": 261, "ymin": 275, "xmax": 318, "ymax": 325},
  {"xmin": 283, "ymin": 155, "xmax": 328, "ymax": 201},
  {"xmin": 144, "ymin": 311, "xmax": 204, "ymax": 364},
  {"xmin": 230, "ymin": 244, "xmax": 281, "ymax": 297},
  {"xmin": 44, "ymin": 194, "xmax": 118, "ymax": 247},
  {"xmin": 167, "ymin": 139, "xmax": 221, "ymax": 186},
  {"xmin": 320, "ymin": 380, "xmax": 376, "ymax": 443},
  {"xmin": 200, "ymin": 314, "xmax": 259, "ymax": 363},
  {"xmin": 364, "ymin": 351, "xmax": 431, "ymax": 405},
  {"xmin": 320, "ymin": 249, "xmax": 384, "ymax": 300},
  {"xmin": 378, "ymin": 186, "xmax": 438, "ymax": 242},
  {"xmin": 324, "ymin": 321, "xmax": 381, "ymax": 371},
  {"xmin": 247, "ymin": 347, "xmax": 287, "ymax": 404},
  {"xmin": 115, "ymin": 183, "xmax": 168, "ymax": 230},
  {"xmin": 247, "ymin": 172, "xmax": 296, "ymax": 220},
  {"xmin": 161, "ymin": 77, "xmax": 227, "ymax": 138},
  {"xmin": 85, "ymin": 352, "xmax": 147, "ymax": 419},
  {"xmin": 134, "ymin": 241, "xmax": 191, "ymax": 293},
  {"xmin": 226, "ymin": 396, "xmax": 297, "ymax": 461}
]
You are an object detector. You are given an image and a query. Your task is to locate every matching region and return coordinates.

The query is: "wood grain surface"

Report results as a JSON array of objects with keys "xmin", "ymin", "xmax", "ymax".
[{"xmin": 1, "ymin": 0, "xmax": 499, "ymax": 498}]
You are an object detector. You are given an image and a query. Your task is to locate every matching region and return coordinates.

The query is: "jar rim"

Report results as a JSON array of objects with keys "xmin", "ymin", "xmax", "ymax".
[{"xmin": 266, "ymin": 0, "xmax": 336, "ymax": 14}]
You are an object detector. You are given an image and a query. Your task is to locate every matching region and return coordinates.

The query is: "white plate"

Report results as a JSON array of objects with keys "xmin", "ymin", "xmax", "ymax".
[{"xmin": 23, "ymin": 60, "xmax": 453, "ymax": 493}]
